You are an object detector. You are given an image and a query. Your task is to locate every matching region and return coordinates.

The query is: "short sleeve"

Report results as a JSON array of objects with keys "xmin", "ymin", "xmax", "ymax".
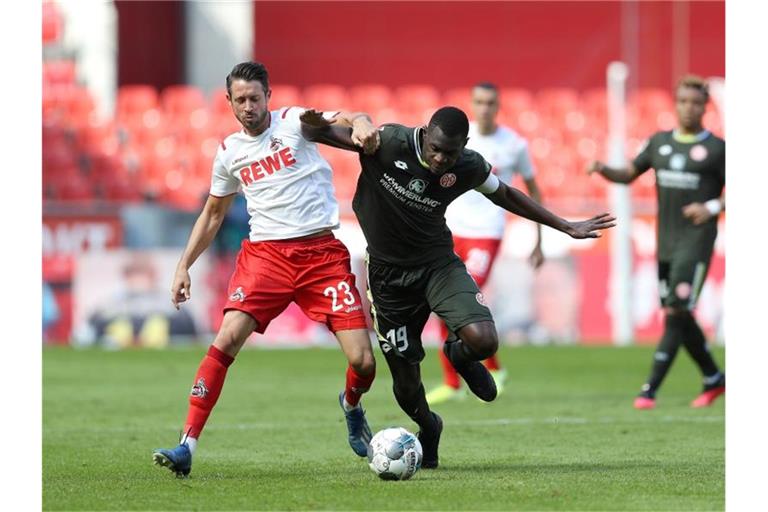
[
  {"xmin": 515, "ymin": 140, "xmax": 535, "ymax": 179},
  {"xmin": 632, "ymin": 134, "xmax": 656, "ymax": 175},
  {"xmin": 470, "ymin": 152, "xmax": 493, "ymax": 188},
  {"xmin": 209, "ymin": 144, "xmax": 240, "ymax": 197},
  {"xmin": 280, "ymin": 106, "xmax": 338, "ymax": 131}
]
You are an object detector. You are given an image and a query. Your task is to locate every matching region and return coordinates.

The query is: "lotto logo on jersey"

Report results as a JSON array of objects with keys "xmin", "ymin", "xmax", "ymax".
[{"xmin": 238, "ymin": 147, "xmax": 297, "ymax": 185}]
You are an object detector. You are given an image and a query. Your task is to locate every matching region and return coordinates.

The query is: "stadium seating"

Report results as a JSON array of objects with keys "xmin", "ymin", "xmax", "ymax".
[
  {"xmin": 43, "ymin": 68, "xmax": 714, "ymax": 210},
  {"xmin": 42, "ymin": 1, "xmax": 64, "ymax": 45}
]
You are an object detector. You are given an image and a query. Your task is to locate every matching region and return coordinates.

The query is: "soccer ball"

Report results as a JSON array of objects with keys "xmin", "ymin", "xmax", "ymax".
[{"xmin": 367, "ymin": 427, "xmax": 423, "ymax": 480}]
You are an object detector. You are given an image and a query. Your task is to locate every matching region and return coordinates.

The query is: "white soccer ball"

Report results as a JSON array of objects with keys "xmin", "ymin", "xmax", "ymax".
[{"xmin": 367, "ymin": 427, "xmax": 423, "ymax": 480}]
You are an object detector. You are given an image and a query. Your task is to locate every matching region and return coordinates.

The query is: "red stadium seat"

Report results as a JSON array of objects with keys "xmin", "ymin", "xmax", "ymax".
[
  {"xmin": 632, "ymin": 87, "xmax": 674, "ymax": 113},
  {"xmin": 535, "ymin": 88, "xmax": 580, "ymax": 125},
  {"xmin": 209, "ymin": 87, "xmax": 231, "ymax": 117},
  {"xmin": 120, "ymin": 108, "xmax": 167, "ymax": 148},
  {"xmin": 319, "ymin": 146, "xmax": 360, "ymax": 201},
  {"xmin": 499, "ymin": 88, "xmax": 533, "ymax": 118},
  {"xmin": 43, "ymin": 60, "xmax": 77, "ymax": 86},
  {"xmin": 442, "ymin": 87, "xmax": 473, "ymax": 114},
  {"xmin": 270, "ymin": 85, "xmax": 303, "ymax": 109},
  {"xmin": 349, "ymin": 85, "xmax": 393, "ymax": 113},
  {"xmin": 42, "ymin": 1, "xmax": 63, "ymax": 44},
  {"xmin": 394, "ymin": 85, "xmax": 440, "ymax": 115},
  {"xmin": 43, "ymin": 85, "xmax": 94, "ymax": 127},
  {"xmin": 303, "ymin": 84, "xmax": 350, "ymax": 112},
  {"xmin": 117, "ymin": 85, "xmax": 159, "ymax": 121},
  {"xmin": 161, "ymin": 85, "xmax": 206, "ymax": 119}
]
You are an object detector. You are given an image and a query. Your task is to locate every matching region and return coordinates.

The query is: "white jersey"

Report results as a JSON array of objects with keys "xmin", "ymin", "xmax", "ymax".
[
  {"xmin": 445, "ymin": 122, "xmax": 535, "ymax": 239},
  {"xmin": 210, "ymin": 107, "xmax": 340, "ymax": 241}
]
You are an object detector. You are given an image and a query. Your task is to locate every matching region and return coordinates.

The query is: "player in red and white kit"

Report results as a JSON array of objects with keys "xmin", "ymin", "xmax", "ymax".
[
  {"xmin": 426, "ymin": 82, "xmax": 544, "ymax": 405},
  {"xmin": 153, "ymin": 62, "xmax": 381, "ymax": 477}
]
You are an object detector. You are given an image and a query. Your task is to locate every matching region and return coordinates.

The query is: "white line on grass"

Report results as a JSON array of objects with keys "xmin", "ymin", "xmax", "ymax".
[{"xmin": 43, "ymin": 415, "xmax": 723, "ymax": 434}]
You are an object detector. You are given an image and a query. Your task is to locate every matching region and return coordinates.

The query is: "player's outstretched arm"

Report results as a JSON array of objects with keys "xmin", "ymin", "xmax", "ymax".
[
  {"xmin": 485, "ymin": 181, "xmax": 616, "ymax": 239},
  {"xmin": 300, "ymin": 109, "xmax": 380, "ymax": 154},
  {"xmin": 586, "ymin": 160, "xmax": 640, "ymax": 184},
  {"xmin": 171, "ymin": 193, "xmax": 236, "ymax": 309}
]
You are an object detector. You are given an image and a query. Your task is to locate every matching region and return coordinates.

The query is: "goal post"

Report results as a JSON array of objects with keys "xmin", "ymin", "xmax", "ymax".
[{"xmin": 606, "ymin": 61, "xmax": 634, "ymax": 346}]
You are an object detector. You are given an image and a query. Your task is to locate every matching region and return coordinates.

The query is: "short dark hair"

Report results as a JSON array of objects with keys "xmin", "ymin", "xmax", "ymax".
[
  {"xmin": 226, "ymin": 61, "xmax": 269, "ymax": 95},
  {"xmin": 677, "ymin": 74, "xmax": 709, "ymax": 102},
  {"xmin": 428, "ymin": 106, "xmax": 469, "ymax": 138},
  {"xmin": 473, "ymin": 81, "xmax": 499, "ymax": 93}
]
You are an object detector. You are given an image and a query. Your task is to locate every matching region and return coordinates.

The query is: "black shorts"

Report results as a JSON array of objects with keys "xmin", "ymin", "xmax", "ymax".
[
  {"xmin": 365, "ymin": 253, "xmax": 494, "ymax": 364},
  {"xmin": 658, "ymin": 254, "xmax": 712, "ymax": 310}
]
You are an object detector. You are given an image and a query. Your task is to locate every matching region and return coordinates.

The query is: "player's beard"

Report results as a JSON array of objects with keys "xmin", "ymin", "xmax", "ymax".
[{"xmin": 241, "ymin": 109, "xmax": 267, "ymax": 133}]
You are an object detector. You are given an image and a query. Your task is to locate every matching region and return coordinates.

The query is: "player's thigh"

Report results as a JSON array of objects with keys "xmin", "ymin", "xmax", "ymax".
[
  {"xmin": 212, "ymin": 309, "xmax": 259, "ymax": 356},
  {"xmin": 294, "ymin": 239, "xmax": 368, "ymax": 333},
  {"xmin": 659, "ymin": 255, "xmax": 712, "ymax": 310},
  {"xmin": 223, "ymin": 241, "xmax": 294, "ymax": 334},
  {"xmin": 426, "ymin": 256, "xmax": 495, "ymax": 334},
  {"xmin": 366, "ymin": 260, "xmax": 432, "ymax": 364}
]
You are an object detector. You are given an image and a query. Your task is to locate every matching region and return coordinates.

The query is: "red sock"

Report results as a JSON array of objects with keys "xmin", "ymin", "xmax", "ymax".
[
  {"xmin": 484, "ymin": 354, "xmax": 501, "ymax": 371},
  {"xmin": 439, "ymin": 322, "xmax": 461, "ymax": 389},
  {"xmin": 183, "ymin": 345, "xmax": 235, "ymax": 439},
  {"xmin": 344, "ymin": 365, "xmax": 375, "ymax": 407}
]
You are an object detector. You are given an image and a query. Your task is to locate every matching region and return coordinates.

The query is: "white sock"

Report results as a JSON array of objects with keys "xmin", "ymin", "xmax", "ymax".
[
  {"xmin": 703, "ymin": 372, "xmax": 722, "ymax": 386},
  {"xmin": 342, "ymin": 397, "xmax": 360, "ymax": 412},
  {"xmin": 182, "ymin": 435, "xmax": 198, "ymax": 455}
]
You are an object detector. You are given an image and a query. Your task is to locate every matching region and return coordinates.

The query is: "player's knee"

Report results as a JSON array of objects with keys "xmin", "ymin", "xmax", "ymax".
[
  {"xmin": 458, "ymin": 322, "xmax": 498, "ymax": 360},
  {"xmin": 212, "ymin": 326, "xmax": 248, "ymax": 356},
  {"xmin": 349, "ymin": 349, "xmax": 376, "ymax": 376}
]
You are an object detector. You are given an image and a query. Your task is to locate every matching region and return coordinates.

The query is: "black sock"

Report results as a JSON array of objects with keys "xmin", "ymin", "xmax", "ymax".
[
  {"xmin": 679, "ymin": 313, "xmax": 721, "ymax": 378},
  {"xmin": 642, "ymin": 314, "xmax": 684, "ymax": 397},
  {"xmin": 445, "ymin": 338, "xmax": 482, "ymax": 368}
]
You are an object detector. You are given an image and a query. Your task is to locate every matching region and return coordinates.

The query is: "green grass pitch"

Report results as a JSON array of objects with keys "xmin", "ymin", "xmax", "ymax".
[{"xmin": 43, "ymin": 344, "xmax": 724, "ymax": 511}]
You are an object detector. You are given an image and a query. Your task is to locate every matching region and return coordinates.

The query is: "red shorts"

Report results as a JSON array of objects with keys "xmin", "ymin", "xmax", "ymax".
[
  {"xmin": 452, "ymin": 236, "xmax": 503, "ymax": 288},
  {"xmin": 223, "ymin": 234, "xmax": 368, "ymax": 334}
]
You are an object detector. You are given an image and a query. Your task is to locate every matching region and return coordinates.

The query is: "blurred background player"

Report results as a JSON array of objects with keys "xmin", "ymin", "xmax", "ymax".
[
  {"xmin": 588, "ymin": 75, "xmax": 725, "ymax": 410},
  {"xmin": 427, "ymin": 82, "xmax": 544, "ymax": 405},
  {"xmin": 152, "ymin": 61, "xmax": 381, "ymax": 477}
]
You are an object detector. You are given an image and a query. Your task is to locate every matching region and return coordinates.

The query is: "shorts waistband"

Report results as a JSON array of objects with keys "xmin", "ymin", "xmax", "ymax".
[{"xmin": 248, "ymin": 232, "xmax": 336, "ymax": 247}]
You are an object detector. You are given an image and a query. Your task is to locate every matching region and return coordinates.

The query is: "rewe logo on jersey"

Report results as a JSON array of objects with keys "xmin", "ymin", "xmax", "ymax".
[{"xmin": 238, "ymin": 147, "xmax": 297, "ymax": 185}]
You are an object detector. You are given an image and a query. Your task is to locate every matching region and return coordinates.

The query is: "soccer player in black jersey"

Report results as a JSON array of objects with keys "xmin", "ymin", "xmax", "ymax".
[
  {"xmin": 302, "ymin": 106, "xmax": 615, "ymax": 468},
  {"xmin": 588, "ymin": 75, "xmax": 725, "ymax": 410}
]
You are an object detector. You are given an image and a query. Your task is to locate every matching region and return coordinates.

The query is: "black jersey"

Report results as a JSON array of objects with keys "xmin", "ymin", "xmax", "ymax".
[
  {"xmin": 633, "ymin": 130, "xmax": 725, "ymax": 260},
  {"xmin": 352, "ymin": 124, "xmax": 492, "ymax": 266}
]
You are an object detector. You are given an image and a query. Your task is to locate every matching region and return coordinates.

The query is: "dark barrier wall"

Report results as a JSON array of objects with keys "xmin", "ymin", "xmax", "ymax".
[
  {"xmin": 253, "ymin": 1, "xmax": 724, "ymax": 90},
  {"xmin": 116, "ymin": 0, "xmax": 185, "ymax": 88}
]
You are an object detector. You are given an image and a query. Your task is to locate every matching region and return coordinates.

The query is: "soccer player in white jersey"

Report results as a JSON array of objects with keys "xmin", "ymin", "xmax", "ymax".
[
  {"xmin": 152, "ymin": 62, "xmax": 381, "ymax": 477},
  {"xmin": 426, "ymin": 82, "xmax": 544, "ymax": 405}
]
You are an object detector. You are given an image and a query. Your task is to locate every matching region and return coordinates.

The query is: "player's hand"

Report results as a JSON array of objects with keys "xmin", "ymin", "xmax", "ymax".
[
  {"xmin": 586, "ymin": 160, "xmax": 604, "ymax": 175},
  {"xmin": 300, "ymin": 109, "xmax": 335, "ymax": 129},
  {"xmin": 529, "ymin": 244, "xmax": 545, "ymax": 270},
  {"xmin": 171, "ymin": 268, "xmax": 192, "ymax": 310},
  {"xmin": 351, "ymin": 117, "xmax": 380, "ymax": 155},
  {"xmin": 682, "ymin": 202, "xmax": 714, "ymax": 225},
  {"xmin": 565, "ymin": 213, "xmax": 617, "ymax": 239}
]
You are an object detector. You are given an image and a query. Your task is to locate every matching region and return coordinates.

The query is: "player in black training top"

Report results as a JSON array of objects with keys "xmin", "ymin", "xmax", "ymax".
[
  {"xmin": 302, "ymin": 106, "xmax": 616, "ymax": 468},
  {"xmin": 588, "ymin": 75, "xmax": 725, "ymax": 410}
]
